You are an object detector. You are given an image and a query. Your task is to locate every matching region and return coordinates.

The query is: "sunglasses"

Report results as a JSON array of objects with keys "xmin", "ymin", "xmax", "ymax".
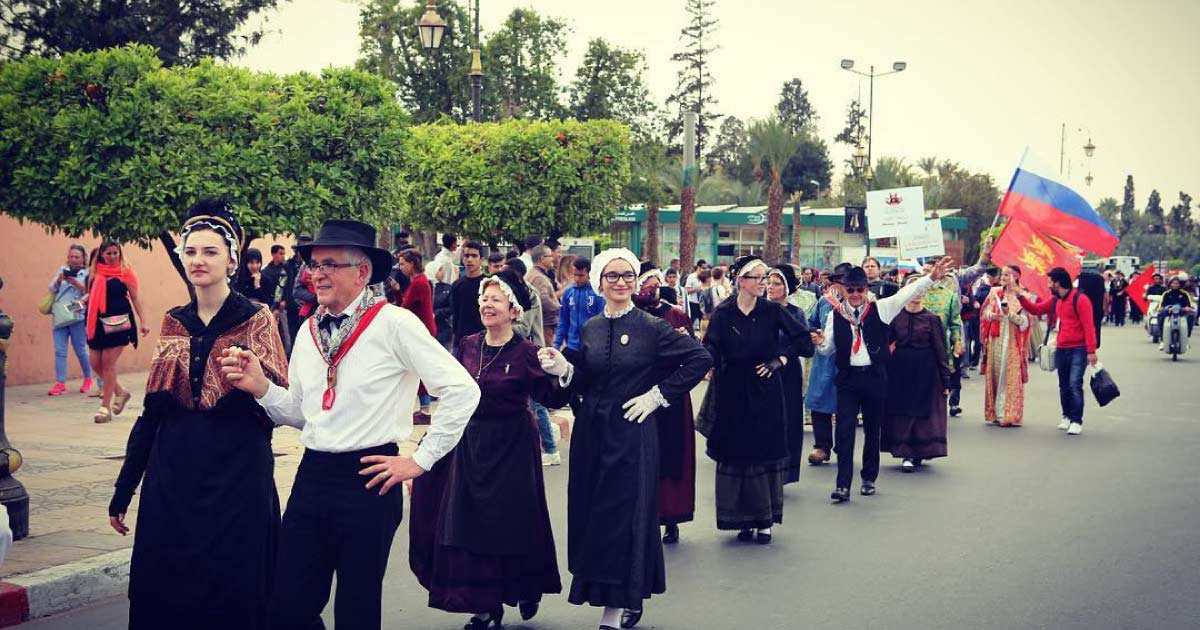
[{"xmin": 844, "ymin": 286, "xmax": 868, "ymax": 294}]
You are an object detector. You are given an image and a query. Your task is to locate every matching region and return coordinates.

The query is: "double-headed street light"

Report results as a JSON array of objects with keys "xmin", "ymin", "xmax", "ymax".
[{"xmin": 840, "ymin": 59, "xmax": 907, "ymax": 185}]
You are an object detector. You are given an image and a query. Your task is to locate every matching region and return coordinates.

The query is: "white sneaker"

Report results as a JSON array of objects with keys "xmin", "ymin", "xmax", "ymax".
[
  {"xmin": 550, "ymin": 422, "xmax": 561, "ymax": 445},
  {"xmin": 541, "ymin": 452, "xmax": 562, "ymax": 466},
  {"xmin": 1057, "ymin": 419, "xmax": 1071, "ymax": 430},
  {"xmin": 1067, "ymin": 423, "xmax": 1083, "ymax": 435}
]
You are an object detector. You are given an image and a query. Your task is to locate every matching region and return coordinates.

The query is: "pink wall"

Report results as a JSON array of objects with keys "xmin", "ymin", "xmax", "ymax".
[{"xmin": 0, "ymin": 213, "xmax": 292, "ymax": 386}]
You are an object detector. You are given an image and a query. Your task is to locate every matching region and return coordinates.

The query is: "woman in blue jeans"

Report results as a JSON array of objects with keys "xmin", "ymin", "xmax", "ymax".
[{"xmin": 48, "ymin": 245, "xmax": 93, "ymax": 396}]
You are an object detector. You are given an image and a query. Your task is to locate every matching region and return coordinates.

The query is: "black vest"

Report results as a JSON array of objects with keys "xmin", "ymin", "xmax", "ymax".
[{"xmin": 833, "ymin": 305, "xmax": 891, "ymax": 380}]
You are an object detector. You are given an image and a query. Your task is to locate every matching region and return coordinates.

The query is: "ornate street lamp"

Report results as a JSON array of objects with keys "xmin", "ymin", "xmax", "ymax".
[
  {"xmin": 1083, "ymin": 138, "xmax": 1096, "ymax": 158},
  {"xmin": 1085, "ymin": 172, "xmax": 1094, "ymax": 187},
  {"xmin": 417, "ymin": 0, "xmax": 447, "ymax": 51},
  {"xmin": 852, "ymin": 143, "xmax": 868, "ymax": 173}
]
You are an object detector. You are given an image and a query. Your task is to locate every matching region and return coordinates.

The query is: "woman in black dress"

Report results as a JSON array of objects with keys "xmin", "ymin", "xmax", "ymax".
[
  {"xmin": 704, "ymin": 256, "xmax": 812, "ymax": 544},
  {"xmin": 235, "ymin": 247, "xmax": 272, "ymax": 304},
  {"xmin": 765, "ymin": 264, "xmax": 812, "ymax": 485},
  {"xmin": 409, "ymin": 269, "xmax": 566, "ymax": 629},
  {"xmin": 108, "ymin": 200, "xmax": 288, "ymax": 630},
  {"xmin": 552, "ymin": 248, "xmax": 711, "ymax": 630},
  {"xmin": 86, "ymin": 240, "xmax": 150, "ymax": 423}
]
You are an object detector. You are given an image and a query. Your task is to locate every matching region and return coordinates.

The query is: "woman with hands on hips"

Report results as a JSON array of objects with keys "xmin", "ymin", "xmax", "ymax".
[{"xmin": 541, "ymin": 248, "xmax": 711, "ymax": 630}]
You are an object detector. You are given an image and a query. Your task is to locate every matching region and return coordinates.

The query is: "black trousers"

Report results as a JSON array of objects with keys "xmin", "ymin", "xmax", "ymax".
[
  {"xmin": 834, "ymin": 367, "xmax": 886, "ymax": 488},
  {"xmin": 270, "ymin": 444, "xmax": 404, "ymax": 630},
  {"xmin": 811, "ymin": 411, "xmax": 835, "ymax": 452},
  {"xmin": 948, "ymin": 354, "xmax": 964, "ymax": 407}
]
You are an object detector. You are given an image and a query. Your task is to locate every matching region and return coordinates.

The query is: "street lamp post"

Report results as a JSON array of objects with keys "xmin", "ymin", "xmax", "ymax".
[
  {"xmin": 842, "ymin": 59, "xmax": 906, "ymax": 257},
  {"xmin": 418, "ymin": 0, "xmax": 483, "ymax": 123},
  {"xmin": 1060, "ymin": 124, "xmax": 1096, "ymax": 185}
]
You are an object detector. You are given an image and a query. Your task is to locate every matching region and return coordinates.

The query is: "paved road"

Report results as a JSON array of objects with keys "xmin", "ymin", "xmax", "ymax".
[{"xmin": 19, "ymin": 325, "xmax": 1200, "ymax": 630}]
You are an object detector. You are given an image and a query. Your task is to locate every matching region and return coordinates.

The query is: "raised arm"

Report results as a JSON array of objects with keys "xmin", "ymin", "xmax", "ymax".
[{"xmin": 877, "ymin": 276, "xmax": 933, "ymax": 324}]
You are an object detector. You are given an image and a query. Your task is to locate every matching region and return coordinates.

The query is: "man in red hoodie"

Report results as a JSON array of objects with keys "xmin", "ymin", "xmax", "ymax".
[{"xmin": 1017, "ymin": 267, "xmax": 1098, "ymax": 436}]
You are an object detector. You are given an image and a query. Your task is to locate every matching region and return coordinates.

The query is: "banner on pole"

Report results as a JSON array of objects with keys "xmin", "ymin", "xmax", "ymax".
[
  {"xmin": 899, "ymin": 218, "xmax": 945, "ymax": 259},
  {"xmin": 844, "ymin": 205, "xmax": 866, "ymax": 234},
  {"xmin": 866, "ymin": 186, "xmax": 925, "ymax": 239}
]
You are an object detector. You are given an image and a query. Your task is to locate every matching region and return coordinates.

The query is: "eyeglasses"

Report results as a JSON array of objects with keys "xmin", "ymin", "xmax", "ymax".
[
  {"xmin": 309, "ymin": 261, "xmax": 358, "ymax": 274},
  {"xmin": 602, "ymin": 271, "xmax": 637, "ymax": 284},
  {"xmin": 844, "ymin": 286, "xmax": 867, "ymax": 294},
  {"xmin": 741, "ymin": 274, "xmax": 766, "ymax": 282}
]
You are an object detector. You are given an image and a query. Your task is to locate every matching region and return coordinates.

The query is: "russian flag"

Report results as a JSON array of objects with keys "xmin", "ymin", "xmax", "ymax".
[{"xmin": 997, "ymin": 151, "xmax": 1118, "ymax": 257}]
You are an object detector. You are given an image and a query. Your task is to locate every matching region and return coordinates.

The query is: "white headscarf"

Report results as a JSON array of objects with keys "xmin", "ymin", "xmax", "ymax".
[{"xmin": 590, "ymin": 247, "xmax": 641, "ymax": 293}]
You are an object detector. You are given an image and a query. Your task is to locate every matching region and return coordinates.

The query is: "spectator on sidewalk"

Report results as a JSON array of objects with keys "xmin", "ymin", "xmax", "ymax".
[
  {"xmin": 449, "ymin": 240, "xmax": 487, "ymax": 344},
  {"xmin": 398, "ymin": 249, "xmax": 438, "ymax": 422},
  {"xmin": 261, "ymin": 244, "xmax": 293, "ymax": 352},
  {"xmin": 435, "ymin": 233, "xmax": 460, "ymax": 285},
  {"xmin": 555, "ymin": 257, "xmax": 605, "ymax": 352},
  {"xmin": 1017, "ymin": 267, "xmax": 1099, "ymax": 436},
  {"xmin": 284, "ymin": 235, "xmax": 311, "ymax": 342},
  {"xmin": 527, "ymin": 245, "xmax": 561, "ymax": 346},
  {"xmin": 486, "ymin": 251, "xmax": 506, "ymax": 275},
  {"xmin": 47, "ymin": 244, "xmax": 93, "ymax": 396}
]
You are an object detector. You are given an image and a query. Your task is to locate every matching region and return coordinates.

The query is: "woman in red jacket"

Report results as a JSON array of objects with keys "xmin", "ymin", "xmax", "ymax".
[{"xmin": 398, "ymin": 249, "xmax": 438, "ymax": 420}]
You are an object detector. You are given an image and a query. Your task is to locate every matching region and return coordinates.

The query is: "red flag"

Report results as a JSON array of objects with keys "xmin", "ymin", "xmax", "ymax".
[
  {"xmin": 1125, "ymin": 265, "xmax": 1157, "ymax": 316},
  {"xmin": 991, "ymin": 219, "xmax": 1081, "ymax": 299}
]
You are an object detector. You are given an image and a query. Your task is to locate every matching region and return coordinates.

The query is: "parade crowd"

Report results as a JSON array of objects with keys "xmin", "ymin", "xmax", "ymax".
[{"xmin": 31, "ymin": 200, "xmax": 1131, "ymax": 630}]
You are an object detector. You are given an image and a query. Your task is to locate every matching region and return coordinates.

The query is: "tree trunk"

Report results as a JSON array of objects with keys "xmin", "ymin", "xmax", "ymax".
[
  {"xmin": 791, "ymin": 198, "xmax": 803, "ymax": 267},
  {"xmin": 679, "ymin": 187, "xmax": 697, "ymax": 272},
  {"xmin": 645, "ymin": 202, "xmax": 660, "ymax": 266},
  {"xmin": 765, "ymin": 177, "xmax": 784, "ymax": 263}
]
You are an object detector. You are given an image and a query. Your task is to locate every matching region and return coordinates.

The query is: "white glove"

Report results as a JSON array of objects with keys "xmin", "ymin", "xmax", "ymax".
[
  {"xmin": 537, "ymin": 347, "xmax": 569, "ymax": 377},
  {"xmin": 622, "ymin": 386, "xmax": 669, "ymax": 423}
]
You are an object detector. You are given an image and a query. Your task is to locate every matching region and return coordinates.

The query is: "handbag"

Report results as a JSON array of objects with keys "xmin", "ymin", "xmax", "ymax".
[
  {"xmin": 1038, "ymin": 333, "xmax": 1057, "ymax": 372},
  {"xmin": 38, "ymin": 292, "xmax": 55, "ymax": 315},
  {"xmin": 100, "ymin": 314, "xmax": 132, "ymax": 335},
  {"xmin": 51, "ymin": 299, "xmax": 85, "ymax": 329},
  {"xmin": 694, "ymin": 370, "xmax": 718, "ymax": 438},
  {"xmin": 1089, "ymin": 362, "xmax": 1120, "ymax": 407}
]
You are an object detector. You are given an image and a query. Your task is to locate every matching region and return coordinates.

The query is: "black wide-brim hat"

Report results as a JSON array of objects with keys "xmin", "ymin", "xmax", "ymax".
[
  {"xmin": 296, "ymin": 219, "xmax": 393, "ymax": 285},
  {"xmin": 828, "ymin": 262, "xmax": 854, "ymax": 283},
  {"xmin": 840, "ymin": 266, "xmax": 869, "ymax": 286}
]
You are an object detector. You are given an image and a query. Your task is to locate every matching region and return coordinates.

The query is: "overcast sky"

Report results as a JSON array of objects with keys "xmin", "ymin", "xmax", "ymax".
[{"xmin": 236, "ymin": 0, "xmax": 1200, "ymax": 211}]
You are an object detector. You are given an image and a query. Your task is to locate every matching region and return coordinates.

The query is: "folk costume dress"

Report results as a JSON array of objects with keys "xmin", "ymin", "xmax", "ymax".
[
  {"xmin": 563, "ymin": 304, "xmax": 711, "ymax": 610},
  {"xmin": 980, "ymin": 287, "xmax": 1031, "ymax": 426},
  {"xmin": 805, "ymin": 290, "xmax": 842, "ymax": 455},
  {"xmin": 634, "ymin": 293, "xmax": 699, "ymax": 527},
  {"xmin": 882, "ymin": 308, "xmax": 952, "ymax": 460},
  {"xmin": 409, "ymin": 333, "xmax": 564, "ymax": 614},
  {"xmin": 109, "ymin": 291, "xmax": 288, "ymax": 630},
  {"xmin": 704, "ymin": 296, "xmax": 812, "ymax": 530},
  {"xmin": 778, "ymin": 300, "xmax": 811, "ymax": 484}
]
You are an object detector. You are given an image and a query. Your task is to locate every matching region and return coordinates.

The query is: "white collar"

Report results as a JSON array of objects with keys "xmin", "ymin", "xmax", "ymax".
[
  {"xmin": 604, "ymin": 302, "xmax": 636, "ymax": 319},
  {"xmin": 333, "ymin": 288, "xmax": 371, "ymax": 318}
]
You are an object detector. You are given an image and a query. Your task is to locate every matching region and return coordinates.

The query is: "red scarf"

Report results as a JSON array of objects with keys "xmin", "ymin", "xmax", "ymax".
[
  {"xmin": 308, "ymin": 301, "xmax": 387, "ymax": 410},
  {"xmin": 86, "ymin": 263, "xmax": 139, "ymax": 339}
]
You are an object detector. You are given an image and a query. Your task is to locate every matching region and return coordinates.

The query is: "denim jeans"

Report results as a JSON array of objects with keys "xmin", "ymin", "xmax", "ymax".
[
  {"xmin": 531, "ymin": 400, "xmax": 556, "ymax": 454},
  {"xmin": 1054, "ymin": 347, "xmax": 1088, "ymax": 424},
  {"xmin": 52, "ymin": 320, "xmax": 92, "ymax": 382}
]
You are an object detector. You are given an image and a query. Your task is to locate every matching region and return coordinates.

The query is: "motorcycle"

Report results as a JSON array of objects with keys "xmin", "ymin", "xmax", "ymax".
[
  {"xmin": 1162, "ymin": 305, "xmax": 1191, "ymax": 361},
  {"xmin": 1146, "ymin": 295, "xmax": 1163, "ymax": 343}
]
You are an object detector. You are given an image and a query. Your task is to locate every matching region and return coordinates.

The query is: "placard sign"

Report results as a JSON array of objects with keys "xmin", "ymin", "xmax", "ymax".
[
  {"xmin": 899, "ymin": 218, "xmax": 945, "ymax": 259},
  {"xmin": 866, "ymin": 186, "xmax": 925, "ymax": 239}
]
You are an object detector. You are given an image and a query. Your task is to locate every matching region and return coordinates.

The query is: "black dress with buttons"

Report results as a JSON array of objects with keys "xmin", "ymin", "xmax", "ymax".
[
  {"xmin": 563, "ymin": 307, "xmax": 712, "ymax": 610},
  {"xmin": 109, "ymin": 292, "xmax": 289, "ymax": 630}
]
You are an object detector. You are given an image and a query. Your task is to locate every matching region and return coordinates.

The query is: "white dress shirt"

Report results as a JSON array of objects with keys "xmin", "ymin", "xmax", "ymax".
[
  {"xmin": 257, "ymin": 290, "xmax": 480, "ymax": 471},
  {"xmin": 816, "ymin": 276, "xmax": 934, "ymax": 366}
]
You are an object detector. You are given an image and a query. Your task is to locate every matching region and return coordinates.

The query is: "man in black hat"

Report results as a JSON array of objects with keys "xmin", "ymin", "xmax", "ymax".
[
  {"xmin": 221, "ymin": 219, "xmax": 480, "ymax": 630},
  {"xmin": 813, "ymin": 257, "xmax": 955, "ymax": 502}
]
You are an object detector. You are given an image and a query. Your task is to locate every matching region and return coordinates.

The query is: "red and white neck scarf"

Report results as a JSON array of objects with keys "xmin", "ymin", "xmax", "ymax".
[{"xmin": 835, "ymin": 292, "xmax": 875, "ymax": 354}]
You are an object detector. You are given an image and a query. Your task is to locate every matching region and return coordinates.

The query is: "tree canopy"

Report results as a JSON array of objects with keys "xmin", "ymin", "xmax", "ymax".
[
  {"xmin": 0, "ymin": 45, "xmax": 410, "ymax": 244},
  {"xmin": 0, "ymin": 0, "xmax": 284, "ymax": 66},
  {"xmin": 403, "ymin": 119, "xmax": 631, "ymax": 243},
  {"xmin": 568, "ymin": 38, "xmax": 655, "ymax": 139},
  {"xmin": 482, "ymin": 8, "xmax": 569, "ymax": 120}
]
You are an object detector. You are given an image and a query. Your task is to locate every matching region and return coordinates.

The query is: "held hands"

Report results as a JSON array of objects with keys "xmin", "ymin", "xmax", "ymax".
[
  {"xmin": 756, "ymin": 356, "xmax": 786, "ymax": 379},
  {"xmin": 358, "ymin": 455, "xmax": 424, "ymax": 495},
  {"xmin": 622, "ymin": 388, "xmax": 664, "ymax": 423},
  {"xmin": 219, "ymin": 347, "xmax": 270, "ymax": 398},
  {"xmin": 537, "ymin": 347, "xmax": 570, "ymax": 376},
  {"xmin": 811, "ymin": 330, "xmax": 826, "ymax": 346}
]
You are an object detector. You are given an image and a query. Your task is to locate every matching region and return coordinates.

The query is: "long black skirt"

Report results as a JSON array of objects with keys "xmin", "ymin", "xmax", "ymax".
[
  {"xmin": 128, "ymin": 397, "xmax": 278, "ymax": 630},
  {"xmin": 714, "ymin": 458, "xmax": 787, "ymax": 531},
  {"xmin": 410, "ymin": 413, "xmax": 561, "ymax": 614}
]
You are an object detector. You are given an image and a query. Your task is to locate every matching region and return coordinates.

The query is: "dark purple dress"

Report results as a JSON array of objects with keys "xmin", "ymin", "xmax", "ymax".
[{"xmin": 409, "ymin": 334, "xmax": 564, "ymax": 614}]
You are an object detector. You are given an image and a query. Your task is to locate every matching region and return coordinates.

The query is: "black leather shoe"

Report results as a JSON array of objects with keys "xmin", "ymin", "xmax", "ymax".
[
  {"xmin": 662, "ymin": 524, "xmax": 680, "ymax": 544},
  {"xmin": 831, "ymin": 487, "xmax": 850, "ymax": 503},
  {"xmin": 756, "ymin": 531, "xmax": 772, "ymax": 544},
  {"xmin": 519, "ymin": 600, "xmax": 539, "ymax": 621},
  {"xmin": 464, "ymin": 608, "xmax": 503, "ymax": 629},
  {"xmin": 861, "ymin": 481, "xmax": 876, "ymax": 496},
  {"xmin": 949, "ymin": 406, "xmax": 962, "ymax": 417},
  {"xmin": 736, "ymin": 529, "xmax": 754, "ymax": 542},
  {"xmin": 621, "ymin": 608, "xmax": 643, "ymax": 628}
]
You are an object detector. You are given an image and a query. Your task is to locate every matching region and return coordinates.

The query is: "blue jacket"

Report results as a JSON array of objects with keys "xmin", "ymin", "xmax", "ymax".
[
  {"xmin": 805, "ymin": 296, "xmax": 839, "ymax": 414},
  {"xmin": 555, "ymin": 284, "xmax": 605, "ymax": 350}
]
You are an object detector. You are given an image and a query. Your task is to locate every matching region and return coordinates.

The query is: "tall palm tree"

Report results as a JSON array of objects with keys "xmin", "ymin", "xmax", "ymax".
[
  {"xmin": 917, "ymin": 156, "xmax": 939, "ymax": 180},
  {"xmin": 748, "ymin": 116, "xmax": 801, "ymax": 262}
]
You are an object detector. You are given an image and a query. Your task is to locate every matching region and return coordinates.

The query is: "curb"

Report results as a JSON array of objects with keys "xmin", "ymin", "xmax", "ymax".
[{"xmin": 0, "ymin": 548, "xmax": 131, "ymax": 626}]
